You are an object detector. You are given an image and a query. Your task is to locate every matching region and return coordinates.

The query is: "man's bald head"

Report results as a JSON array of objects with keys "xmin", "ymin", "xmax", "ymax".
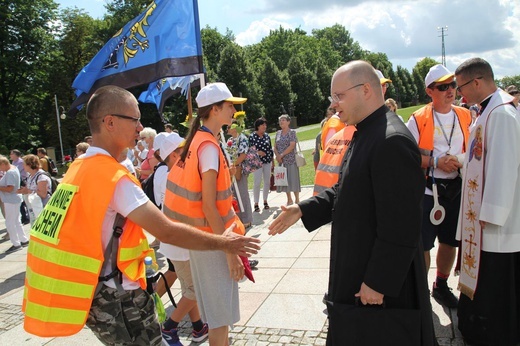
[
  {"xmin": 86, "ymin": 86, "xmax": 137, "ymax": 133},
  {"xmin": 333, "ymin": 61, "xmax": 382, "ymax": 95},
  {"xmin": 331, "ymin": 61, "xmax": 385, "ymax": 125}
]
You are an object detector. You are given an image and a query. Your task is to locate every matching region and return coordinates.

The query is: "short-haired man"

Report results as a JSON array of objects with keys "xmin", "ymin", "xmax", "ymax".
[
  {"xmin": 164, "ymin": 123, "xmax": 174, "ymax": 133},
  {"xmin": 455, "ymin": 58, "xmax": 520, "ymax": 346},
  {"xmin": 406, "ymin": 64, "xmax": 471, "ymax": 309},
  {"xmin": 270, "ymin": 61, "xmax": 435, "ymax": 345},
  {"xmin": 10, "ymin": 149, "xmax": 30, "ymax": 225},
  {"xmin": 313, "ymin": 68, "xmax": 390, "ymax": 195},
  {"xmin": 22, "ymin": 85, "xmax": 260, "ymax": 345},
  {"xmin": 36, "ymin": 148, "xmax": 50, "ymax": 173}
]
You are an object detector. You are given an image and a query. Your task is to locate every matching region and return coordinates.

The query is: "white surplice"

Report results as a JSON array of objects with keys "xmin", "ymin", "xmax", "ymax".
[{"xmin": 456, "ymin": 89, "xmax": 520, "ymax": 253}]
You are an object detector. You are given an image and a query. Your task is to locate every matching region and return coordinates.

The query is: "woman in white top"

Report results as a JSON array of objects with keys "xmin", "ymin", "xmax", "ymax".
[
  {"xmin": 0, "ymin": 155, "xmax": 28, "ymax": 253},
  {"xmin": 20, "ymin": 154, "xmax": 51, "ymax": 223}
]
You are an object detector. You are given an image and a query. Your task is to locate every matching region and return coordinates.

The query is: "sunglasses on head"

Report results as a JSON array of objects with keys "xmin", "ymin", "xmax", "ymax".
[{"xmin": 434, "ymin": 81, "xmax": 457, "ymax": 92}]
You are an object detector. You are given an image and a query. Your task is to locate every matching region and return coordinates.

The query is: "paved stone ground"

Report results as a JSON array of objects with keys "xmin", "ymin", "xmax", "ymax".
[{"xmin": 0, "ymin": 185, "xmax": 469, "ymax": 345}]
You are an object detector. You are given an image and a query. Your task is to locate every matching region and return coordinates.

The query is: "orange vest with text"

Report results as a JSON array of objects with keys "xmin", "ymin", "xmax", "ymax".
[
  {"xmin": 23, "ymin": 155, "xmax": 152, "ymax": 337},
  {"xmin": 321, "ymin": 115, "xmax": 346, "ymax": 153},
  {"xmin": 313, "ymin": 126, "xmax": 356, "ymax": 195},
  {"xmin": 410, "ymin": 103, "xmax": 471, "ymax": 156},
  {"xmin": 163, "ymin": 130, "xmax": 245, "ymax": 235}
]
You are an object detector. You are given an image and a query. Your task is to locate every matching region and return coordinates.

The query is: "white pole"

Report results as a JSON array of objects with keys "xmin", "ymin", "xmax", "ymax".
[{"xmin": 54, "ymin": 95, "xmax": 65, "ymax": 163}]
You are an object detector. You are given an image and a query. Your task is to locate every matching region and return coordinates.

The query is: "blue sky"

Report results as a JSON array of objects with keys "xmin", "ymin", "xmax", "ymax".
[{"xmin": 56, "ymin": 0, "xmax": 520, "ymax": 79}]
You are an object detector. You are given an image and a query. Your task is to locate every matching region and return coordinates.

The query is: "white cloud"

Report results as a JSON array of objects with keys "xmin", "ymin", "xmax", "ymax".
[
  {"xmin": 235, "ymin": 0, "xmax": 520, "ymax": 77},
  {"xmin": 235, "ymin": 18, "xmax": 294, "ymax": 46}
]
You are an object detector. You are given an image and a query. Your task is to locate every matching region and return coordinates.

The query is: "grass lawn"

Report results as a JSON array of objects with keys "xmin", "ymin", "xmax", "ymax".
[
  {"xmin": 397, "ymin": 104, "xmax": 423, "ymax": 123},
  {"xmin": 246, "ymin": 104, "xmax": 425, "ymax": 188}
]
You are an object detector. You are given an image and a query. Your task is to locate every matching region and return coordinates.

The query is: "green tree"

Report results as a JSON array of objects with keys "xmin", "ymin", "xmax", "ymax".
[
  {"xmin": 217, "ymin": 43, "xmax": 264, "ymax": 123},
  {"xmin": 287, "ymin": 56, "xmax": 322, "ymax": 124},
  {"xmin": 45, "ymin": 9, "xmax": 107, "ymax": 154},
  {"xmin": 497, "ymin": 75, "xmax": 520, "ymax": 90},
  {"xmin": 396, "ymin": 65, "xmax": 417, "ymax": 107},
  {"xmin": 315, "ymin": 58, "xmax": 334, "ymax": 112},
  {"xmin": 312, "ymin": 24, "xmax": 365, "ymax": 63},
  {"xmin": 256, "ymin": 57, "xmax": 293, "ymax": 125},
  {"xmin": 412, "ymin": 57, "xmax": 439, "ymax": 104},
  {"xmin": 0, "ymin": 0, "xmax": 59, "ymax": 153},
  {"xmin": 201, "ymin": 26, "xmax": 235, "ymax": 81}
]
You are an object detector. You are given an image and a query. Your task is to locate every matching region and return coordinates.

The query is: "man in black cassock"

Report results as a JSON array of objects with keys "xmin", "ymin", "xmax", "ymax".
[{"xmin": 269, "ymin": 61, "xmax": 436, "ymax": 345}]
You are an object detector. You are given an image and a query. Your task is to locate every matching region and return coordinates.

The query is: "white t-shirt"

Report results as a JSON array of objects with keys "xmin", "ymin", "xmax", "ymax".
[
  {"xmin": 85, "ymin": 147, "xmax": 149, "ymax": 290},
  {"xmin": 407, "ymin": 109, "xmax": 464, "ymax": 195},
  {"xmin": 159, "ymin": 140, "xmax": 220, "ymax": 261},
  {"xmin": 153, "ymin": 164, "xmax": 168, "ymax": 207},
  {"xmin": 27, "ymin": 169, "xmax": 52, "ymax": 195},
  {"xmin": 27, "ymin": 169, "xmax": 52, "ymax": 206},
  {"xmin": 120, "ymin": 158, "xmax": 136, "ymax": 176}
]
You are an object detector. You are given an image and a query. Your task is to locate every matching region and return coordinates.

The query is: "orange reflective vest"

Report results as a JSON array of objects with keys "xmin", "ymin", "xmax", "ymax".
[
  {"xmin": 410, "ymin": 104, "xmax": 471, "ymax": 156},
  {"xmin": 23, "ymin": 155, "xmax": 152, "ymax": 337},
  {"xmin": 313, "ymin": 126, "xmax": 356, "ymax": 195},
  {"xmin": 163, "ymin": 130, "xmax": 244, "ymax": 235},
  {"xmin": 321, "ymin": 115, "xmax": 346, "ymax": 153}
]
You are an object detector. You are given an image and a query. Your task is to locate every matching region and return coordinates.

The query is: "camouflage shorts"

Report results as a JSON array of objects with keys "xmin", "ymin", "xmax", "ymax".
[{"xmin": 86, "ymin": 285, "xmax": 162, "ymax": 346}]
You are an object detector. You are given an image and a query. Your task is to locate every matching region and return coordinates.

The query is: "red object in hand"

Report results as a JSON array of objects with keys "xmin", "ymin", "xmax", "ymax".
[
  {"xmin": 227, "ymin": 139, "xmax": 233, "ymax": 147},
  {"xmin": 232, "ymin": 198, "xmax": 239, "ymax": 212}
]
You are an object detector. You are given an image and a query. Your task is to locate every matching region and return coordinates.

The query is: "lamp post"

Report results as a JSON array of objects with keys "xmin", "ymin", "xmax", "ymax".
[{"xmin": 54, "ymin": 95, "xmax": 66, "ymax": 163}]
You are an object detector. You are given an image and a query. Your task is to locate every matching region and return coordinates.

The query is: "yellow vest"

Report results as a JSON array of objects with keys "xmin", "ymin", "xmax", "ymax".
[{"xmin": 23, "ymin": 154, "xmax": 152, "ymax": 337}]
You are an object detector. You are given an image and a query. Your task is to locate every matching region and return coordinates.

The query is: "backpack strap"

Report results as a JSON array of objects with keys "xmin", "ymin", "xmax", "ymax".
[{"xmin": 95, "ymin": 213, "xmax": 126, "ymax": 297}]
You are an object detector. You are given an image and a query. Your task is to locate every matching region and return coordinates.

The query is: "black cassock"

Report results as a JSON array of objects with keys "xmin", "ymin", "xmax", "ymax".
[{"xmin": 300, "ymin": 106, "xmax": 436, "ymax": 345}]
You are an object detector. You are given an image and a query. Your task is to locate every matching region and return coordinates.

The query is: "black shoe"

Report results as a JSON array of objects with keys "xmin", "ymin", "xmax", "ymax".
[
  {"xmin": 21, "ymin": 241, "xmax": 29, "ymax": 247},
  {"xmin": 432, "ymin": 283, "xmax": 458, "ymax": 308},
  {"xmin": 254, "ymin": 204, "xmax": 260, "ymax": 212},
  {"xmin": 249, "ymin": 260, "xmax": 259, "ymax": 269},
  {"xmin": 5, "ymin": 245, "xmax": 22, "ymax": 254},
  {"xmin": 264, "ymin": 202, "xmax": 270, "ymax": 210}
]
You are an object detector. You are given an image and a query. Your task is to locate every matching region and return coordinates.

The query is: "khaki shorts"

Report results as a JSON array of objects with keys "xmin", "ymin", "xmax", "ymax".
[{"xmin": 171, "ymin": 259, "xmax": 196, "ymax": 300}]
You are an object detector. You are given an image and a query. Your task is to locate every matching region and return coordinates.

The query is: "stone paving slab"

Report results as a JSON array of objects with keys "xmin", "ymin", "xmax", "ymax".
[{"xmin": 0, "ymin": 186, "xmax": 469, "ymax": 345}]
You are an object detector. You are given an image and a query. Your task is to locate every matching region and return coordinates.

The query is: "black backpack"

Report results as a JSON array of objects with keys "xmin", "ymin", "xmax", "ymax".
[
  {"xmin": 47, "ymin": 157, "xmax": 58, "ymax": 177},
  {"xmin": 141, "ymin": 162, "xmax": 167, "ymax": 209},
  {"xmin": 34, "ymin": 171, "xmax": 59, "ymax": 195}
]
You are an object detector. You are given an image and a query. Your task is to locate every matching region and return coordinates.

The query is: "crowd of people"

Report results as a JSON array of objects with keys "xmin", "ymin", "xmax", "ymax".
[{"xmin": 0, "ymin": 57, "xmax": 518, "ymax": 346}]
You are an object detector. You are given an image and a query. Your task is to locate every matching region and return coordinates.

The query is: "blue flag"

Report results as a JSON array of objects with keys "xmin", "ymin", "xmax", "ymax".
[
  {"xmin": 138, "ymin": 74, "xmax": 201, "ymax": 118},
  {"xmin": 69, "ymin": 0, "xmax": 203, "ymax": 115}
]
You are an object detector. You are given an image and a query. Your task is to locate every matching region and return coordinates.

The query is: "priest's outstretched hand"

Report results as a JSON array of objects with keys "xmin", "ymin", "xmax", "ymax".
[{"xmin": 268, "ymin": 205, "xmax": 302, "ymax": 235}]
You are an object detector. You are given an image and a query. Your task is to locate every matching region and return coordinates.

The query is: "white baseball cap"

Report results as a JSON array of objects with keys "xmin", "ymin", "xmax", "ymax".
[
  {"xmin": 153, "ymin": 132, "xmax": 168, "ymax": 151},
  {"xmin": 159, "ymin": 132, "xmax": 184, "ymax": 161},
  {"xmin": 425, "ymin": 64, "xmax": 454, "ymax": 88},
  {"xmin": 375, "ymin": 70, "xmax": 392, "ymax": 84},
  {"xmin": 195, "ymin": 82, "xmax": 247, "ymax": 108}
]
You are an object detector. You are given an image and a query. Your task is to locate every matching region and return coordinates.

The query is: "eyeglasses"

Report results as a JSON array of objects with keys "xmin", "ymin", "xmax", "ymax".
[
  {"xmin": 456, "ymin": 77, "xmax": 483, "ymax": 93},
  {"xmin": 104, "ymin": 114, "xmax": 141, "ymax": 127},
  {"xmin": 330, "ymin": 83, "xmax": 365, "ymax": 103},
  {"xmin": 433, "ymin": 81, "xmax": 457, "ymax": 92}
]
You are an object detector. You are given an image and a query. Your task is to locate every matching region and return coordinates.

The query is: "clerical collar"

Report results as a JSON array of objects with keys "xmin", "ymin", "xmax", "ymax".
[
  {"xmin": 479, "ymin": 95, "xmax": 493, "ymax": 114},
  {"xmin": 355, "ymin": 105, "xmax": 387, "ymax": 131}
]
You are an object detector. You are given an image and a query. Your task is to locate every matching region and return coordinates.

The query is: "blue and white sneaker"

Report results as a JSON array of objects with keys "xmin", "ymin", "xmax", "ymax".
[
  {"xmin": 162, "ymin": 328, "xmax": 183, "ymax": 346},
  {"xmin": 191, "ymin": 323, "xmax": 209, "ymax": 342}
]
